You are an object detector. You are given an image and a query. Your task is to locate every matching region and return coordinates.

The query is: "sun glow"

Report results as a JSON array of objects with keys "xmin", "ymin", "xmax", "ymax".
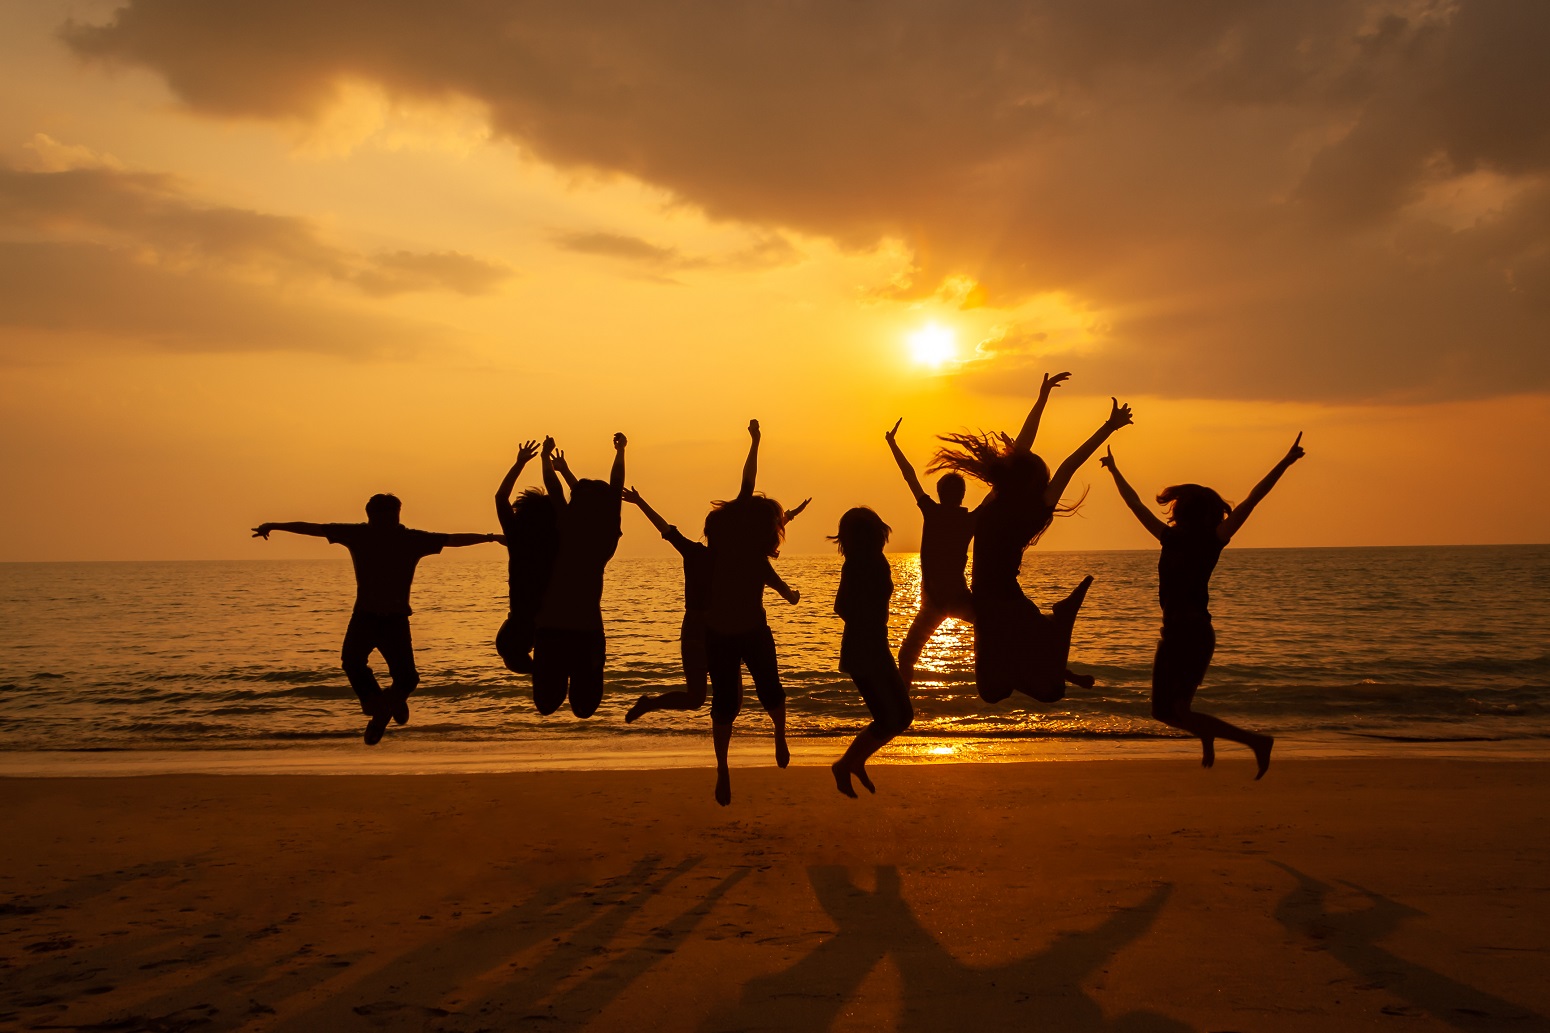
[{"xmin": 908, "ymin": 323, "xmax": 958, "ymax": 368}]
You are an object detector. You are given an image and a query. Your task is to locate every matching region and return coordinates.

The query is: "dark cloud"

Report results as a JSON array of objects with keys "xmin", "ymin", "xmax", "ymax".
[
  {"xmin": 0, "ymin": 241, "xmax": 428, "ymax": 357},
  {"xmin": 59, "ymin": 0, "xmax": 1550, "ymax": 399},
  {"xmin": 0, "ymin": 166, "xmax": 510, "ymax": 295},
  {"xmin": 551, "ymin": 228, "xmax": 799, "ymax": 274}
]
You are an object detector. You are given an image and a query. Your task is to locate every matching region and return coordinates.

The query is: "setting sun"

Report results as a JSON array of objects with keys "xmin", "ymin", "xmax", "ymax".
[{"xmin": 908, "ymin": 323, "xmax": 958, "ymax": 368}]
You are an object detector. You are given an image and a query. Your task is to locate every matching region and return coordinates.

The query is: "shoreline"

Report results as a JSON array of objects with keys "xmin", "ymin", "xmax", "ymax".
[{"xmin": 2, "ymin": 733, "xmax": 1544, "ymax": 777}]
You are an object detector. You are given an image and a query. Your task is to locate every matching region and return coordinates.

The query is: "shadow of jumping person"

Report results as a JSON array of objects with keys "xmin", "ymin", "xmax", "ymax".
[
  {"xmin": 1270, "ymin": 862, "xmax": 1550, "ymax": 1031},
  {"xmin": 697, "ymin": 867, "xmax": 1191, "ymax": 1033}
]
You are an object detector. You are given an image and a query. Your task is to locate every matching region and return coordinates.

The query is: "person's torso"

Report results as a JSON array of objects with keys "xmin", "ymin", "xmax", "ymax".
[
  {"xmin": 837, "ymin": 553, "xmax": 893, "ymax": 669},
  {"xmin": 705, "ymin": 544, "xmax": 772, "ymax": 634},
  {"xmin": 500, "ymin": 509, "xmax": 557, "ymax": 611},
  {"xmin": 332, "ymin": 524, "xmax": 442, "ymax": 617},
  {"xmin": 538, "ymin": 510, "xmax": 619, "ymax": 629},
  {"xmin": 970, "ymin": 492, "xmax": 1047, "ymax": 595},
  {"xmin": 919, "ymin": 500, "xmax": 975, "ymax": 602},
  {"xmin": 1158, "ymin": 526, "xmax": 1225, "ymax": 623}
]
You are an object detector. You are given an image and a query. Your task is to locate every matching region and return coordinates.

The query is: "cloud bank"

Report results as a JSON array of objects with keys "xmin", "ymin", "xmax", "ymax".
[{"xmin": 59, "ymin": 0, "xmax": 1550, "ymax": 398}]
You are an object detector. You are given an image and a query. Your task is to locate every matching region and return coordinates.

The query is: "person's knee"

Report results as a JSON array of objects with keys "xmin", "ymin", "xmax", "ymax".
[
  {"xmin": 1152, "ymin": 696, "xmax": 1187, "ymax": 723},
  {"xmin": 533, "ymin": 679, "xmax": 565, "ymax": 716},
  {"xmin": 686, "ymin": 684, "xmax": 708, "ymax": 709},
  {"xmin": 396, "ymin": 669, "xmax": 420, "ymax": 694}
]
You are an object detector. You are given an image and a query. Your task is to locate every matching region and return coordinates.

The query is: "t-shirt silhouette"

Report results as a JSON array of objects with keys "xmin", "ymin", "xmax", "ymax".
[
  {"xmin": 323, "ymin": 523, "xmax": 448, "ymax": 617},
  {"xmin": 917, "ymin": 498, "xmax": 976, "ymax": 606}
]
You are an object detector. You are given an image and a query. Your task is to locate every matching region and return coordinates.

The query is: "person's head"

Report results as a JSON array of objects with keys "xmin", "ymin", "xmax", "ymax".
[
  {"xmin": 509, "ymin": 487, "xmax": 557, "ymax": 539},
  {"xmin": 704, "ymin": 493, "xmax": 786, "ymax": 557},
  {"xmin": 1157, "ymin": 484, "xmax": 1232, "ymax": 531},
  {"xmin": 935, "ymin": 472, "xmax": 966, "ymax": 507},
  {"xmin": 830, "ymin": 507, "xmax": 891, "ymax": 557},
  {"xmin": 566, "ymin": 478, "xmax": 621, "ymax": 539},
  {"xmin": 364, "ymin": 493, "xmax": 401, "ymax": 526},
  {"xmin": 930, "ymin": 431, "xmax": 1050, "ymax": 499}
]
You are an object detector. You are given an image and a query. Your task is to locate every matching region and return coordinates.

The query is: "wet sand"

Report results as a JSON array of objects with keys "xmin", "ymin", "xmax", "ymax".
[{"xmin": 2, "ymin": 759, "xmax": 1547, "ymax": 1032}]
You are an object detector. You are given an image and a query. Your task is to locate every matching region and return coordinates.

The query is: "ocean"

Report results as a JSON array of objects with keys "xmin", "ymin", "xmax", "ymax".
[{"xmin": 1, "ymin": 546, "xmax": 1547, "ymax": 773}]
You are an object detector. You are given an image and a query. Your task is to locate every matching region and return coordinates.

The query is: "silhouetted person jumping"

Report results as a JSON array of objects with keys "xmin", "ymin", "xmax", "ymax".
[
  {"xmin": 885, "ymin": 417, "xmax": 978, "ymax": 688},
  {"xmin": 620, "ymin": 485, "xmax": 799, "ymax": 724},
  {"xmin": 1101, "ymin": 433, "xmax": 1306, "ymax": 778},
  {"xmin": 531, "ymin": 433, "xmax": 626, "ymax": 718},
  {"xmin": 494, "ymin": 440, "xmax": 557, "ymax": 674},
  {"xmin": 931, "ymin": 372, "xmax": 1131, "ymax": 704},
  {"xmin": 829, "ymin": 507, "xmax": 912, "ymax": 798},
  {"xmin": 251, "ymin": 495, "xmax": 499, "ymax": 745},
  {"xmin": 706, "ymin": 419, "xmax": 808, "ymax": 806}
]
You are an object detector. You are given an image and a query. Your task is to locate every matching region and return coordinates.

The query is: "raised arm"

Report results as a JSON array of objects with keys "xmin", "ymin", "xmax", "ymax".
[
  {"xmin": 495, "ymin": 440, "xmax": 539, "ymax": 520},
  {"xmin": 763, "ymin": 560, "xmax": 799, "ymax": 605},
  {"xmin": 783, "ymin": 497, "xmax": 811, "ymax": 524},
  {"xmin": 444, "ymin": 532, "xmax": 502, "ymax": 548},
  {"xmin": 1217, "ymin": 433, "xmax": 1305, "ymax": 543},
  {"xmin": 1045, "ymin": 397, "xmax": 1133, "ymax": 507},
  {"xmin": 540, "ymin": 437, "xmax": 566, "ymax": 506},
  {"xmin": 251, "ymin": 522, "xmax": 330, "ymax": 539},
  {"xmin": 739, "ymin": 419, "xmax": 759, "ymax": 499},
  {"xmin": 1099, "ymin": 448, "xmax": 1168, "ymax": 541},
  {"xmin": 621, "ymin": 486, "xmax": 671, "ymax": 536},
  {"xmin": 551, "ymin": 449, "xmax": 580, "ymax": 492},
  {"xmin": 885, "ymin": 418, "xmax": 929, "ymax": 504},
  {"xmin": 1013, "ymin": 371, "xmax": 1072, "ymax": 454},
  {"xmin": 611, "ymin": 432, "xmax": 627, "ymax": 493}
]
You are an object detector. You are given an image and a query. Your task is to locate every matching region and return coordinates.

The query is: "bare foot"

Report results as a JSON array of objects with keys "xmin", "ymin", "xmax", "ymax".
[
  {"xmin": 715, "ymin": 767, "xmax": 731, "ymax": 806},
  {"xmin": 830, "ymin": 760, "xmax": 857, "ymax": 798},
  {"xmin": 1252, "ymin": 736, "xmax": 1274, "ymax": 780},
  {"xmin": 1064, "ymin": 668, "xmax": 1095, "ymax": 690},
  {"xmin": 854, "ymin": 766, "xmax": 876, "ymax": 795},
  {"xmin": 775, "ymin": 734, "xmax": 790, "ymax": 769},
  {"xmin": 1201, "ymin": 737, "xmax": 1216, "ymax": 769},
  {"xmin": 625, "ymin": 695, "xmax": 652, "ymax": 724}
]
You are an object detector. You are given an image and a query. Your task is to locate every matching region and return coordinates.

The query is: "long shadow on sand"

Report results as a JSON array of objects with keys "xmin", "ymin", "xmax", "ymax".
[
  {"xmin": 262, "ymin": 854, "xmax": 746, "ymax": 1031},
  {"xmin": 698, "ymin": 866, "xmax": 1192, "ymax": 1033},
  {"xmin": 1272, "ymin": 862, "xmax": 1549, "ymax": 1031}
]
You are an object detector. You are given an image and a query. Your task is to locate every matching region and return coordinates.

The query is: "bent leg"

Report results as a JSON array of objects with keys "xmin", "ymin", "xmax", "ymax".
[
  {"xmin": 341, "ymin": 614, "xmax": 384, "ymax": 716},
  {"xmin": 531, "ymin": 628, "xmax": 570, "ymax": 716},
  {"xmin": 744, "ymin": 625, "xmax": 789, "ymax": 768},
  {"xmin": 375, "ymin": 616, "xmax": 420, "ymax": 725},
  {"xmin": 628, "ymin": 614, "xmax": 709, "ymax": 722},
  {"xmin": 495, "ymin": 614, "xmax": 534, "ymax": 674},
  {"xmin": 898, "ymin": 606, "xmax": 945, "ymax": 688},
  {"xmin": 568, "ymin": 630, "xmax": 606, "ymax": 719}
]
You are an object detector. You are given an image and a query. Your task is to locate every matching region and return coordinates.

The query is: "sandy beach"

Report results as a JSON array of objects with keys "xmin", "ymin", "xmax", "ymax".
[{"xmin": 3, "ymin": 758, "xmax": 1547, "ymax": 1032}]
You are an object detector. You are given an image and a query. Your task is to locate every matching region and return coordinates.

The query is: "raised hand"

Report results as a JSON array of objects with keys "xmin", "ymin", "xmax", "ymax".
[
  {"xmin": 1284, "ymin": 432, "xmax": 1306, "ymax": 465},
  {"xmin": 541, "ymin": 435, "xmax": 555, "ymax": 457},
  {"xmin": 784, "ymin": 497, "xmax": 812, "ymax": 522},
  {"xmin": 1041, "ymin": 371, "xmax": 1072, "ymax": 396},
  {"xmin": 885, "ymin": 417, "xmax": 902, "ymax": 443},
  {"xmin": 251, "ymin": 524, "xmax": 273, "ymax": 539},
  {"xmin": 1107, "ymin": 397, "xmax": 1133, "ymax": 429},
  {"xmin": 552, "ymin": 449, "xmax": 570, "ymax": 472},
  {"xmin": 516, "ymin": 439, "xmax": 539, "ymax": 465},
  {"xmin": 748, "ymin": 419, "xmax": 760, "ymax": 440},
  {"xmin": 614, "ymin": 432, "xmax": 628, "ymax": 450},
  {"xmin": 1099, "ymin": 446, "xmax": 1116, "ymax": 471},
  {"xmin": 621, "ymin": 486, "xmax": 643, "ymax": 506}
]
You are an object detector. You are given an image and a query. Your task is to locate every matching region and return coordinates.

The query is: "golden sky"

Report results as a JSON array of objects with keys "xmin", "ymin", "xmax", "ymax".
[{"xmin": 2, "ymin": 0, "xmax": 1548, "ymax": 560}]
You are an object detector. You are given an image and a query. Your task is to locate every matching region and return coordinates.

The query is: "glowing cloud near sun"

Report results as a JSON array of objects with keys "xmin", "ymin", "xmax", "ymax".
[{"xmin": 908, "ymin": 323, "xmax": 958, "ymax": 368}]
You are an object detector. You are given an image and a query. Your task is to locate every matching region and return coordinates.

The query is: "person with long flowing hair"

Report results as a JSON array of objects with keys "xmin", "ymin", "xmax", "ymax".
[
  {"xmin": 930, "ymin": 372, "xmax": 1131, "ymax": 704},
  {"xmin": 1100, "ymin": 434, "xmax": 1306, "ymax": 778}
]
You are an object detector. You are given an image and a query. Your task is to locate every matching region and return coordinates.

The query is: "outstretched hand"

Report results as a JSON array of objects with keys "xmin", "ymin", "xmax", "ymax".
[
  {"xmin": 614, "ymin": 432, "xmax": 627, "ymax": 450},
  {"xmin": 1098, "ymin": 446, "xmax": 1116, "ymax": 471},
  {"xmin": 1284, "ymin": 432, "xmax": 1306, "ymax": 465},
  {"xmin": 621, "ymin": 486, "xmax": 643, "ymax": 505},
  {"xmin": 552, "ymin": 449, "xmax": 569, "ymax": 472},
  {"xmin": 1107, "ymin": 397, "xmax": 1134, "ymax": 429},
  {"xmin": 784, "ymin": 497, "xmax": 812, "ymax": 522},
  {"xmin": 516, "ymin": 439, "xmax": 539, "ymax": 465},
  {"xmin": 251, "ymin": 524, "xmax": 273, "ymax": 539},
  {"xmin": 1041, "ymin": 371, "xmax": 1072, "ymax": 396},
  {"xmin": 885, "ymin": 417, "xmax": 901, "ymax": 443}
]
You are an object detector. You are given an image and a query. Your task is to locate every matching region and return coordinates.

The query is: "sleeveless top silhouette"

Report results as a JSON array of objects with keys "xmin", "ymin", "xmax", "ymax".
[
  {"xmin": 322, "ymin": 524, "xmax": 448, "ymax": 617},
  {"xmin": 498, "ymin": 497, "xmax": 557, "ymax": 614},
  {"xmin": 705, "ymin": 544, "xmax": 770, "ymax": 635},
  {"xmin": 969, "ymin": 489, "xmax": 1047, "ymax": 599},
  {"xmin": 538, "ymin": 499, "xmax": 621, "ymax": 631},
  {"xmin": 662, "ymin": 525, "xmax": 712, "ymax": 614},
  {"xmin": 835, "ymin": 551, "xmax": 893, "ymax": 673},
  {"xmin": 1158, "ymin": 526, "xmax": 1225, "ymax": 626}
]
